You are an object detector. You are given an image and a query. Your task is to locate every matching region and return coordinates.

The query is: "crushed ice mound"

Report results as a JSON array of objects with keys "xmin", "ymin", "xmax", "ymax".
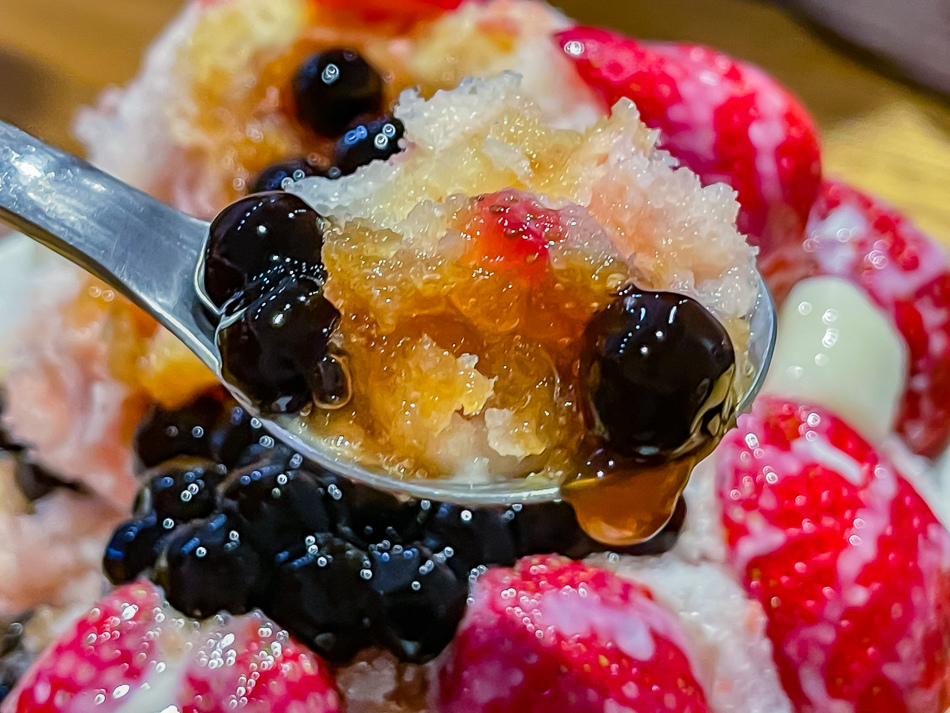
[{"xmin": 290, "ymin": 72, "xmax": 758, "ymax": 326}]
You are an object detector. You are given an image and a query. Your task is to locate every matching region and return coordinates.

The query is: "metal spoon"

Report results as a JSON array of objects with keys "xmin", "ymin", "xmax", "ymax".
[{"xmin": 0, "ymin": 120, "xmax": 777, "ymax": 505}]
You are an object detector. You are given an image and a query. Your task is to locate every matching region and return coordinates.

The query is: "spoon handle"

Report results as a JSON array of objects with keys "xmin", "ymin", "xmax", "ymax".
[{"xmin": 0, "ymin": 121, "xmax": 219, "ymax": 373}]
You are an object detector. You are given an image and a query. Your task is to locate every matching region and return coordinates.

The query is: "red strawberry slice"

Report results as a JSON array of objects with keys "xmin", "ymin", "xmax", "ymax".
[
  {"xmin": 805, "ymin": 179, "xmax": 950, "ymax": 458},
  {"xmin": 180, "ymin": 615, "xmax": 341, "ymax": 713},
  {"xmin": 2, "ymin": 581, "xmax": 340, "ymax": 713},
  {"xmin": 716, "ymin": 396, "xmax": 950, "ymax": 713},
  {"xmin": 556, "ymin": 27, "xmax": 822, "ymax": 275},
  {"xmin": 464, "ymin": 189, "xmax": 564, "ymax": 285},
  {"xmin": 438, "ymin": 555, "xmax": 709, "ymax": 713},
  {"xmin": 5, "ymin": 581, "xmax": 164, "ymax": 713},
  {"xmin": 308, "ymin": 0, "xmax": 464, "ymax": 25}
]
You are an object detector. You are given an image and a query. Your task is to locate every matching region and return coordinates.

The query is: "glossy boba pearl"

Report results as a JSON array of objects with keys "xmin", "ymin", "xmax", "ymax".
[
  {"xmin": 421, "ymin": 503, "xmax": 517, "ymax": 579},
  {"xmin": 161, "ymin": 512, "xmax": 263, "ymax": 619},
  {"xmin": 367, "ymin": 541, "xmax": 468, "ymax": 662},
  {"xmin": 133, "ymin": 395, "xmax": 224, "ymax": 471},
  {"xmin": 102, "ymin": 512, "xmax": 168, "ymax": 585},
  {"xmin": 250, "ymin": 158, "xmax": 324, "ymax": 194},
  {"xmin": 202, "ymin": 192, "xmax": 325, "ymax": 309},
  {"xmin": 293, "ymin": 49, "xmax": 384, "ymax": 137},
  {"xmin": 146, "ymin": 456, "xmax": 225, "ymax": 524},
  {"xmin": 328, "ymin": 477, "xmax": 425, "ymax": 549},
  {"xmin": 210, "ymin": 402, "xmax": 268, "ymax": 468},
  {"xmin": 332, "ymin": 116, "xmax": 405, "ymax": 176},
  {"xmin": 266, "ymin": 533, "xmax": 375, "ymax": 663},
  {"xmin": 221, "ymin": 458, "xmax": 333, "ymax": 557},
  {"xmin": 216, "ymin": 265, "xmax": 343, "ymax": 414},
  {"xmin": 582, "ymin": 288, "xmax": 736, "ymax": 461}
]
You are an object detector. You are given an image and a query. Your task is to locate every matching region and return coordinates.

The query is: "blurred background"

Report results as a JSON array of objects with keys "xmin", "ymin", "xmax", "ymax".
[{"xmin": 1, "ymin": 0, "xmax": 949, "ymax": 242}]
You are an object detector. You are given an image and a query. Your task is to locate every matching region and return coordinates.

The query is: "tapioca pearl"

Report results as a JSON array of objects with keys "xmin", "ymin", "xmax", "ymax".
[{"xmin": 763, "ymin": 276, "xmax": 906, "ymax": 443}]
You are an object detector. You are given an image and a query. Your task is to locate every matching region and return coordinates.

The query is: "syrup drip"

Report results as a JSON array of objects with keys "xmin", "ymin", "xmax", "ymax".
[{"xmin": 561, "ymin": 444, "xmax": 698, "ymax": 547}]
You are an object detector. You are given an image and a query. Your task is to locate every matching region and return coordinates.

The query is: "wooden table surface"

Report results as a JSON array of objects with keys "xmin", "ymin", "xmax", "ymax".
[{"xmin": 1, "ymin": 0, "xmax": 950, "ymax": 243}]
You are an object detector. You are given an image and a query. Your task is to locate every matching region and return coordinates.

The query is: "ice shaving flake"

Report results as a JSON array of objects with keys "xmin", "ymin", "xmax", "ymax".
[
  {"xmin": 366, "ymin": 335, "xmax": 495, "ymax": 455},
  {"xmin": 336, "ymin": 650, "xmax": 435, "ymax": 713},
  {"xmin": 406, "ymin": 0, "xmax": 601, "ymax": 132},
  {"xmin": 601, "ymin": 554, "xmax": 794, "ymax": 713},
  {"xmin": 2, "ymin": 304, "xmax": 141, "ymax": 509},
  {"xmin": 168, "ymin": 0, "xmax": 309, "ymax": 141},
  {"xmin": 397, "ymin": 73, "xmax": 527, "ymax": 153},
  {"xmin": 484, "ymin": 408, "xmax": 547, "ymax": 458}
]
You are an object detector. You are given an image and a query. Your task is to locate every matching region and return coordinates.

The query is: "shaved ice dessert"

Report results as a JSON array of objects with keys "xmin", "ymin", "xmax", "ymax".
[{"xmin": 1, "ymin": 0, "xmax": 950, "ymax": 712}]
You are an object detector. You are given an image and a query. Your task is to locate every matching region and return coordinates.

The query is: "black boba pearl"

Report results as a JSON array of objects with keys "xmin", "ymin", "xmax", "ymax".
[
  {"xmin": 203, "ymin": 192, "xmax": 325, "ymax": 309},
  {"xmin": 0, "ymin": 617, "xmax": 34, "ymax": 702},
  {"xmin": 512, "ymin": 497, "xmax": 687, "ymax": 560},
  {"xmin": 133, "ymin": 395, "xmax": 224, "ymax": 471},
  {"xmin": 146, "ymin": 456, "xmax": 225, "ymax": 524},
  {"xmin": 328, "ymin": 478, "xmax": 426, "ymax": 549},
  {"xmin": 216, "ymin": 265, "xmax": 341, "ymax": 415},
  {"xmin": 332, "ymin": 116, "xmax": 404, "ymax": 176},
  {"xmin": 250, "ymin": 158, "xmax": 324, "ymax": 194},
  {"xmin": 309, "ymin": 355, "xmax": 351, "ymax": 409},
  {"xmin": 102, "ymin": 512, "xmax": 169, "ymax": 585},
  {"xmin": 221, "ymin": 456, "xmax": 332, "ymax": 557},
  {"xmin": 421, "ymin": 503, "xmax": 517, "ymax": 579},
  {"xmin": 209, "ymin": 402, "xmax": 268, "ymax": 468},
  {"xmin": 161, "ymin": 512, "xmax": 263, "ymax": 618},
  {"xmin": 367, "ymin": 542, "xmax": 468, "ymax": 663},
  {"xmin": 265, "ymin": 533, "xmax": 375, "ymax": 662},
  {"xmin": 510, "ymin": 501, "xmax": 600, "ymax": 560},
  {"xmin": 582, "ymin": 288, "xmax": 736, "ymax": 461},
  {"xmin": 231, "ymin": 437, "xmax": 295, "ymax": 472},
  {"xmin": 293, "ymin": 49, "xmax": 384, "ymax": 137},
  {"xmin": 13, "ymin": 460, "xmax": 82, "ymax": 502}
]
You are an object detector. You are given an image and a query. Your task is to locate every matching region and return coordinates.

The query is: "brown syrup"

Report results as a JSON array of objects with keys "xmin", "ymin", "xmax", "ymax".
[{"xmin": 561, "ymin": 445, "xmax": 697, "ymax": 547}]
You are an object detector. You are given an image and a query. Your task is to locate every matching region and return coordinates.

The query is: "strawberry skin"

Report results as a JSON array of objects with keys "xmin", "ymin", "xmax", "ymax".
[
  {"xmin": 464, "ymin": 189, "xmax": 563, "ymax": 285},
  {"xmin": 438, "ymin": 555, "xmax": 709, "ymax": 713},
  {"xmin": 181, "ymin": 615, "xmax": 341, "ymax": 713},
  {"xmin": 805, "ymin": 180, "xmax": 950, "ymax": 458},
  {"xmin": 716, "ymin": 397, "xmax": 950, "ymax": 712},
  {"xmin": 556, "ymin": 27, "xmax": 822, "ymax": 274},
  {"xmin": 309, "ymin": 0, "xmax": 464, "ymax": 25},
  {"xmin": 2, "ymin": 581, "xmax": 341, "ymax": 713},
  {"xmin": 5, "ymin": 581, "xmax": 163, "ymax": 713}
]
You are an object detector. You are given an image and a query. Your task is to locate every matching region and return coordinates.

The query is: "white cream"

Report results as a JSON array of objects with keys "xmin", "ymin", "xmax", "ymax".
[{"xmin": 763, "ymin": 276, "xmax": 906, "ymax": 443}]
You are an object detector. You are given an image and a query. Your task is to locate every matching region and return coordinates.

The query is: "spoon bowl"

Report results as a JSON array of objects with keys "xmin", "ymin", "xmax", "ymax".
[{"xmin": 0, "ymin": 120, "xmax": 777, "ymax": 505}]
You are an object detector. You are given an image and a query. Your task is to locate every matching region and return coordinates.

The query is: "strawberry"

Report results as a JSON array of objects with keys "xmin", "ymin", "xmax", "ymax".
[
  {"xmin": 2, "ymin": 581, "xmax": 341, "ymax": 713},
  {"xmin": 716, "ymin": 396, "xmax": 950, "ymax": 713},
  {"xmin": 438, "ymin": 555, "xmax": 709, "ymax": 713},
  {"xmin": 309, "ymin": 0, "xmax": 464, "ymax": 26},
  {"xmin": 556, "ymin": 27, "xmax": 822, "ymax": 275},
  {"xmin": 180, "ymin": 615, "xmax": 341, "ymax": 713},
  {"xmin": 5, "ymin": 581, "xmax": 164, "ymax": 713},
  {"xmin": 464, "ymin": 189, "xmax": 563, "ymax": 285},
  {"xmin": 805, "ymin": 179, "xmax": 950, "ymax": 458}
]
